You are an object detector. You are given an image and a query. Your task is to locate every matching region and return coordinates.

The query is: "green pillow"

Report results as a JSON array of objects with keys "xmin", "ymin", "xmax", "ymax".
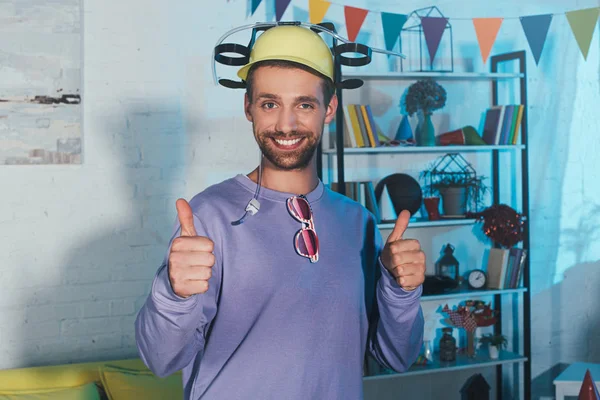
[
  {"xmin": 99, "ymin": 366, "xmax": 183, "ymax": 400},
  {"xmin": 0, "ymin": 382, "xmax": 100, "ymax": 400}
]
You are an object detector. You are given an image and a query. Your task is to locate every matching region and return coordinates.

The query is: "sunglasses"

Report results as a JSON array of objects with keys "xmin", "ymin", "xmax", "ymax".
[{"xmin": 287, "ymin": 195, "xmax": 319, "ymax": 263}]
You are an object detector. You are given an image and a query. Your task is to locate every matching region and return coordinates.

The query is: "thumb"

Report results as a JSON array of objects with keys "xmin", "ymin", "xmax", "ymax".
[
  {"xmin": 387, "ymin": 209, "xmax": 411, "ymax": 243},
  {"xmin": 176, "ymin": 198, "xmax": 197, "ymax": 237}
]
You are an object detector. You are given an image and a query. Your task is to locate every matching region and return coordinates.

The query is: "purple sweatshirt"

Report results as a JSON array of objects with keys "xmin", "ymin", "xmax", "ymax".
[{"xmin": 135, "ymin": 174, "xmax": 424, "ymax": 400}]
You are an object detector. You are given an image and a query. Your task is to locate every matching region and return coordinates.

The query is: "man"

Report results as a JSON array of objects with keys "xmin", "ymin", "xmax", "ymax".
[{"xmin": 135, "ymin": 25, "xmax": 425, "ymax": 400}]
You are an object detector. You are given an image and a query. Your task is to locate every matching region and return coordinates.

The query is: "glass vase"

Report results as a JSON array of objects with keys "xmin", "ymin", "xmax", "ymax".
[{"xmin": 416, "ymin": 112, "xmax": 436, "ymax": 146}]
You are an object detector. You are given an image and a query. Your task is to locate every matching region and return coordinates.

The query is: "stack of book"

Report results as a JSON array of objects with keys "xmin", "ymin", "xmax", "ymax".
[
  {"xmin": 486, "ymin": 247, "xmax": 527, "ymax": 289},
  {"xmin": 329, "ymin": 180, "xmax": 380, "ymax": 223},
  {"xmin": 341, "ymin": 104, "xmax": 384, "ymax": 148},
  {"xmin": 481, "ymin": 104, "xmax": 524, "ymax": 145}
]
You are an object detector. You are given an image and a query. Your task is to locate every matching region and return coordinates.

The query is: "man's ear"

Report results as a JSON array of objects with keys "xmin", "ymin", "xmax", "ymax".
[
  {"xmin": 244, "ymin": 93, "xmax": 253, "ymax": 122},
  {"xmin": 324, "ymin": 94, "xmax": 338, "ymax": 125}
]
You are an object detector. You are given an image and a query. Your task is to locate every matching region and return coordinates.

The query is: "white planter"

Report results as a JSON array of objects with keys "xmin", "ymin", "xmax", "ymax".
[{"xmin": 489, "ymin": 344, "xmax": 499, "ymax": 359}]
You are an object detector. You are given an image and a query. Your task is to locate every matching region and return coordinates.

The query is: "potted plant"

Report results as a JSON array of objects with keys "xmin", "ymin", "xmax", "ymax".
[
  {"xmin": 479, "ymin": 333, "xmax": 507, "ymax": 359},
  {"xmin": 403, "ymin": 79, "xmax": 447, "ymax": 146},
  {"xmin": 420, "ymin": 158, "xmax": 488, "ymax": 217},
  {"xmin": 430, "ymin": 173, "xmax": 488, "ymax": 216}
]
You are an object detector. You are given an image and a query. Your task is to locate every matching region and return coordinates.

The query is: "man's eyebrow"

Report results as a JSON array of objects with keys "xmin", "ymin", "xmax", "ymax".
[
  {"xmin": 296, "ymin": 95, "xmax": 321, "ymax": 106},
  {"xmin": 255, "ymin": 93, "xmax": 321, "ymax": 106},
  {"xmin": 255, "ymin": 93, "xmax": 280, "ymax": 100}
]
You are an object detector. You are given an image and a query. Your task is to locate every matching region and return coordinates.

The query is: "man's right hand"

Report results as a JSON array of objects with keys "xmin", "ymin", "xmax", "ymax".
[{"xmin": 168, "ymin": 198, "xmax": 215, "ymax": 298}]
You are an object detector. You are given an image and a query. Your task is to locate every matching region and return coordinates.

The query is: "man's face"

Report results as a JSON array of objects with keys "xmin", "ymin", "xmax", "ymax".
[{"xmin": 244, "ymin": 66, "xmax": 337, "ymax": 171}]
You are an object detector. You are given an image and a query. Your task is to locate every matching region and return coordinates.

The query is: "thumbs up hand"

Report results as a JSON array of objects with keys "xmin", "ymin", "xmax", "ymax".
[
  {"xmin": 380, "ymin": 210, "xmax": 426, "ymax": 292},
  {"xmin": 167, "ymin": 199, "xmax": 216, "ymax": 298}
]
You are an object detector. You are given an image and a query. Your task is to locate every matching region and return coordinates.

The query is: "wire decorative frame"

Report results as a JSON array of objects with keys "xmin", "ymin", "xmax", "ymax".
[
  {"xmin": 400, "ymin": 6, "xmax": 454, "ymax": 73},
  {"xmin": 420, "ymin": 153, "xmax": 487, "ymax": 213}
]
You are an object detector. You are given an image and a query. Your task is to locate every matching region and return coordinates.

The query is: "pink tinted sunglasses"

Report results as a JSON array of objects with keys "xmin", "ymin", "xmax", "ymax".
[{"xmin": 286, "ymin": 195, "xmax": 319, "ymax": 263}]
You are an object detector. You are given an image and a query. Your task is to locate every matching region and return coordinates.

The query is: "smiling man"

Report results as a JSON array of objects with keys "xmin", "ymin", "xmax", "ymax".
[{"xmin": 135, "ymin": 25, "xmax": 425, "ymax": 400}]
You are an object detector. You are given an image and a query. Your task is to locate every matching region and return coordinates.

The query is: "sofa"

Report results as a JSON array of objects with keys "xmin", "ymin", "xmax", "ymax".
[{"xmin": 0, "ymin": 358, "xmax": 183, "ymax": 400}]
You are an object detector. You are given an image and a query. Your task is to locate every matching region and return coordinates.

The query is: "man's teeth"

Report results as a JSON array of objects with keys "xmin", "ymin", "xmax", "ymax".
[{"xmin": 275, "ymin": 138, "xmax": 302, "ymax": 146}]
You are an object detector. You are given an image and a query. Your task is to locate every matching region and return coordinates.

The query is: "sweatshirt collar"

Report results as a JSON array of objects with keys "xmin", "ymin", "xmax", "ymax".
[{"xmin": 234, "ymin": 173, "xmax": 325, "ymax": 204}]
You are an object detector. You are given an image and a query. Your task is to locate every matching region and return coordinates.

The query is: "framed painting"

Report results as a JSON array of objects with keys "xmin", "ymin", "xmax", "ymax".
[{"xmin": 0, "ymin": 0, "xmax": 82, "ymax": 165}]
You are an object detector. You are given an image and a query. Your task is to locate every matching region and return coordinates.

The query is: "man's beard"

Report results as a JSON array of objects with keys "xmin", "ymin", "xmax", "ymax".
[{"xmin": 255, "ymin": 128, "xmax": 320, "ymax": 171}]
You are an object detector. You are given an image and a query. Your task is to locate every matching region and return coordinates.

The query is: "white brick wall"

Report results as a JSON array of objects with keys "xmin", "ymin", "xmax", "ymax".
[{"xmin": 0, "ymin": 0, "xmax": 599, "ymax": 399}]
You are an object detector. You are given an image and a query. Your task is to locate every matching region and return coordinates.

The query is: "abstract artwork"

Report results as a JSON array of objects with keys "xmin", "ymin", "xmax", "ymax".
[{"xmin": 0, "ymin": 0, "xmax": 82, "ymax": 165}]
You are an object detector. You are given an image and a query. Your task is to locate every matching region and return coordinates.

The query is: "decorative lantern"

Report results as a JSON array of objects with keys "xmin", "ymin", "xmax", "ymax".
[{"xmin": 435, "ymin": 243, "xmax": 459, "ymax": 282}]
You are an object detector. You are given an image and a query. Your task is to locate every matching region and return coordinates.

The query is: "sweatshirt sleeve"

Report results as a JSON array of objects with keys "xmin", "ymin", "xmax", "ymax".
[
  {"xmin": 366, "ymin": 218, "xmax": 424, "ymax": 373},
  {"xmin": 135, "ymin": 213, "xmax": 222, "ymax": 378}
]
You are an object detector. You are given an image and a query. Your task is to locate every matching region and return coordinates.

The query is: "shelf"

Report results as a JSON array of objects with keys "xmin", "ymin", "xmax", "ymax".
[
  {"xmin": 363, "ymin": 350, "xmax": 527, "ymax": 380},
  {"xmin": 378, "ymin": 217, "xmax": 477, "ymax": 229},
  {"xmin": 421, "ymin": 286, "xmax": 527, "ymax": 302},
  {"xmin": 343, "ymin": 71, "xmax": 525, "ymax": 81},
  {"xmin": 323, "ymin": 144, "xmax": 525, "ymax": 155}
]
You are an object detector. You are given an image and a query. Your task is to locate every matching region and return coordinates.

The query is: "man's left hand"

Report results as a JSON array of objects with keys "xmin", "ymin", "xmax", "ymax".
[{"xmin": 380, "ymin": 210, "xmax": 426, "ymax": 291}]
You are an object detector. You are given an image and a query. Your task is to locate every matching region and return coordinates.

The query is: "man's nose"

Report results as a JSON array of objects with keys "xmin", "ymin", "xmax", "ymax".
[{"xmin": 275, "ymin": 108, "xmax": 298, "ymax": 134}]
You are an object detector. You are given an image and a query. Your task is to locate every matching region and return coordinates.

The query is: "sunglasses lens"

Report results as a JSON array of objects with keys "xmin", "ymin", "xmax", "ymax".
[
  {"xmin": 290, "ymin": 197, "xmax": 311, "ymax": 221},
  {"xmin": 297, "ymin": 229, "xmax": 318, "ymax": 257}
]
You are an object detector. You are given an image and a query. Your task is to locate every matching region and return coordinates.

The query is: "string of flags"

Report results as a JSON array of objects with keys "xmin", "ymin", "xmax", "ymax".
[{"xmin": 247, "ymin": 0, "xmax": 600, "ymax": 65}]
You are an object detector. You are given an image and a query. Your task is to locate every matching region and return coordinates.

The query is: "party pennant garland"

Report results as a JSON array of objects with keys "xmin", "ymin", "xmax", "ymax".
[
  {"xmin": 472, "ymin": 18, "xmax": 504, "ymax": 64},
  {"xmin": 243, "ymin": 1, "xmax": 599, "ymax": 66},
  {"xmin": 344, "ymin": 6, "xmax": 369, "ymax": 42},
  {"xmin": 421, "ymin": 17, "xmax": 448, "ymax": 63},
  {"xmin": 381, "ymin": 12, "xmax": 407, "ymax": 54},
  {"xmin": 519, "ymin": 14, "xmax": 553, "ymax": 65},
  {"xmin": 565, "ymin": 7, "xmax": 600, "ymax": 60},
  {"xmin": 308, "ymin": 0, "xmax": 330, "ymax": 24},
  {"xmin": 275, "ymin": 0, "xmax": 292, "ymax": 21},
  {"xmin": 250, "ymin": 0, "xmax": 262, "ymax": 16}
]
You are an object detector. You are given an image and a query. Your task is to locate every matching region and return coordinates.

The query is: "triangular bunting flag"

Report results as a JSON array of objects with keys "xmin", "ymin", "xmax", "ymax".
[
  {"xmin": 275, "ymin": 0, "xmax": 292, "ymax": 21},
  {"xmin": 519, "ymin": 14, "xmax": 553, "ymax": 65},
  {"xmin": 309, "ymin": 0, "xmax": 330, "ymax": 24},
  {"xmin": 472, "ymin": 18, "xmax": 503, "ymax": 64},
  {"xmin": 421, "ymin": 17, "xmax": 448, "ymax": 63},
  {"xmin": 250, "ymin": 0, "xmax": 262, "ymax": 16},
  {"xmin": 293, "ymin": 5, "xmax": 309, "ymax": 22},
  {"xmin": 344, "ymin": 6, "xmax": 369, "ymax": 42},
  {"xmin": 381, "ymin": 12, "xmax": 408, "ymax": 55},
  {"xmin": 265, "ymin": 0, "xmax": 275, "ymax": 22},
  {"xmin": 566, "ymin": 7, "xmax": 600, "ymax": 60}
]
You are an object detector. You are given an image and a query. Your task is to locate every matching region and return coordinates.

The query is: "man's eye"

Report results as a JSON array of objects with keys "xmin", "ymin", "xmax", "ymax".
[
  {"xmin": 300, "ymin": 103, "xmax": 314, "ymax": 109},
  {"xmin": 262, "ymin": 102, "xmax": 276, "ymax": 109}
]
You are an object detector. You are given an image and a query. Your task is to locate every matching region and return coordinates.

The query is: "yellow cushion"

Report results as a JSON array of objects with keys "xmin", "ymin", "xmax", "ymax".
[
  {"xmin": 0, "ymin": 359, "xmax": 148, "ymax": 392},
  {"xmin": 99, "ymin": 365, "xmax": 183, "ymax": 400},
  {"xmin": 0, "ymin": 382, "xmax": 100, "ymax": 400}
]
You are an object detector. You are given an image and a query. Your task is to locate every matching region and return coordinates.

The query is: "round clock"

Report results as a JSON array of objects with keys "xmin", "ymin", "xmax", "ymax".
[{"xmin": 467, "ymin": 269, "xmax": 487, "ymax": 290}]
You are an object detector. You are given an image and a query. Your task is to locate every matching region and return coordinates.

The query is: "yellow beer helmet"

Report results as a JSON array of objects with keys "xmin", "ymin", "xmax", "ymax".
[
  {"xmin": 236, "ymin": 25, "xmax": 334, "ymax": 83},
  {"xmin": 212, "ymin": 21, "xmax": 406, "ymax": 90}
]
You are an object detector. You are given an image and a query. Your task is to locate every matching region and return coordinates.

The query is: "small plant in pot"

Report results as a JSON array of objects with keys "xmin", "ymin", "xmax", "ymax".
[
  {"xmin": 431, "ymin": 174, "xmax": 487, "ymax": 216},
  {"xmin": 420, "ymin": 154, "xmax": 488, "ymax": 217},
  {"xmin": 479, "ymin": 333, "xmax": 507, "ymax": 359}
]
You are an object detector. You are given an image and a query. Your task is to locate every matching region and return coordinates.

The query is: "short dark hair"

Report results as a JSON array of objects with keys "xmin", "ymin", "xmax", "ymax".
[{"xmin": 244, "ymin": 60, "xmax": 336, "ymax": 107}]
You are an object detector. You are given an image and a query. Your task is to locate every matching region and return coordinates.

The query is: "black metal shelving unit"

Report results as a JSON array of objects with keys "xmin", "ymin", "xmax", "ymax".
[
  {"xmin": 490, "ymin": 50, "xmax": 531, "ymax": 400},
  {"xmin": 319, "ymin": 50, "xmax": 531, "ymax": 400}
]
